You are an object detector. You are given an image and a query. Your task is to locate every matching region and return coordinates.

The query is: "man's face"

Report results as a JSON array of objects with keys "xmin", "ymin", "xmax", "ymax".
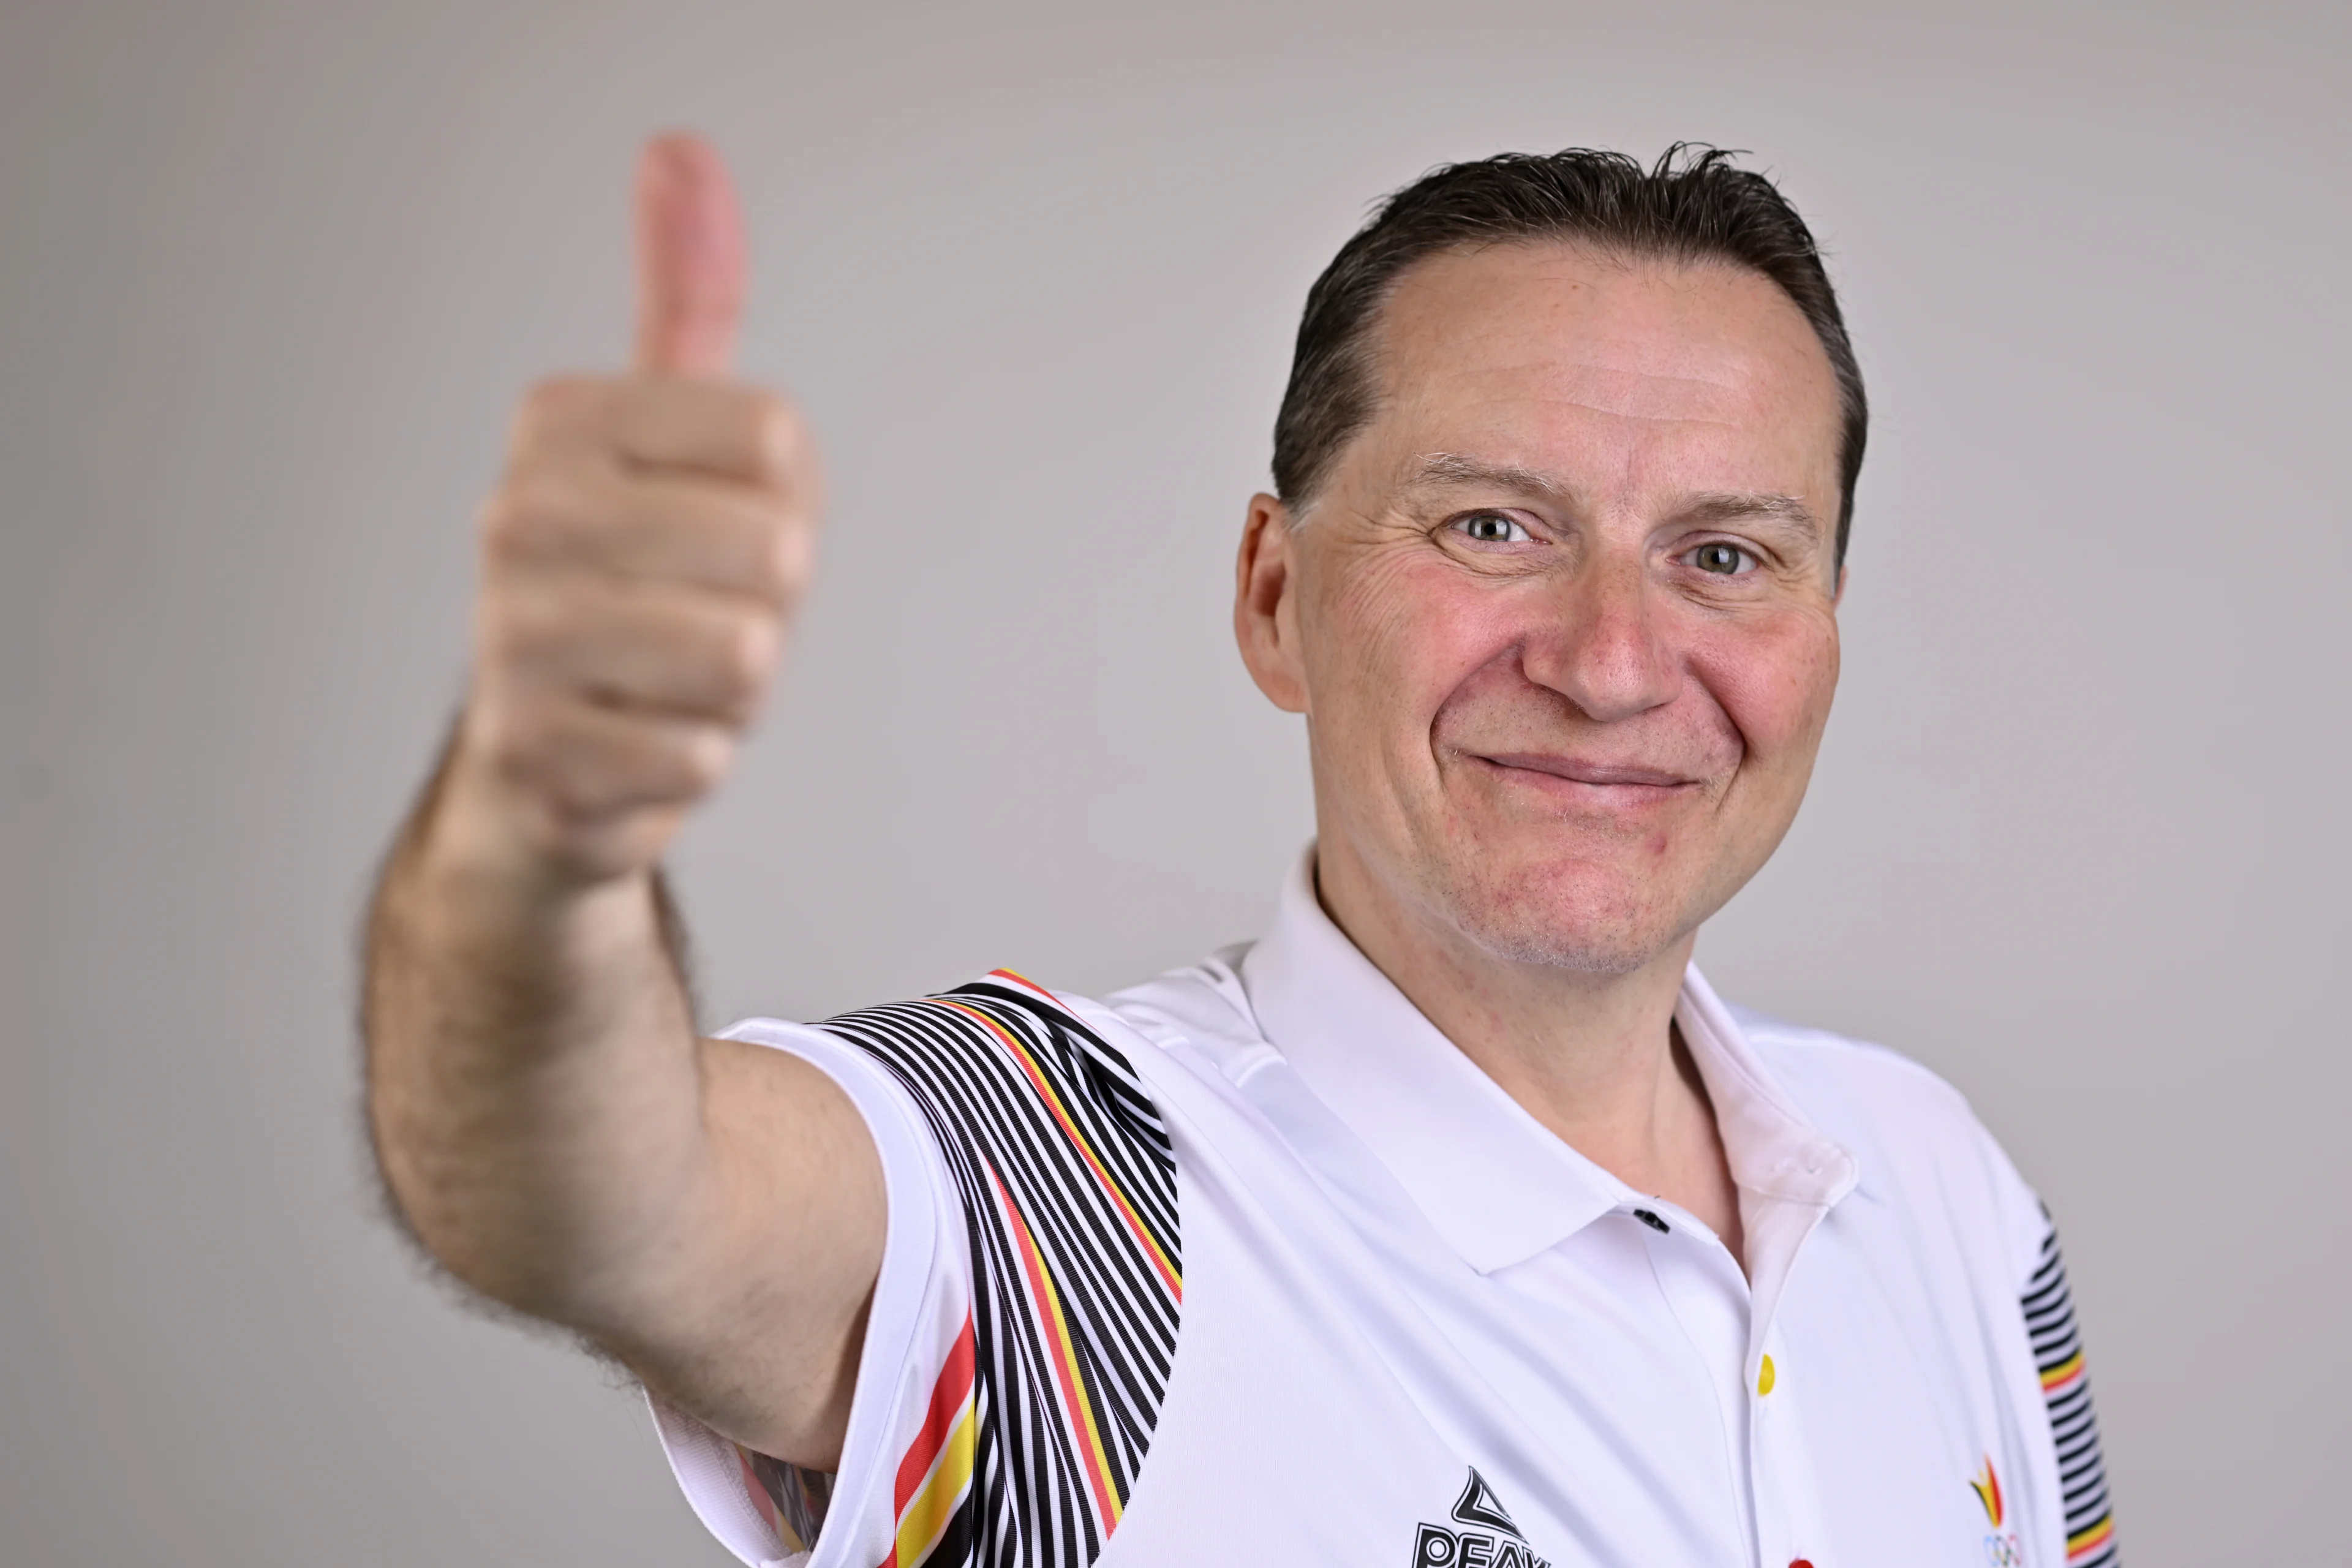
[{"xmin": 1239, "ymin": 242, "xmax": 1846, "ymax": 974}]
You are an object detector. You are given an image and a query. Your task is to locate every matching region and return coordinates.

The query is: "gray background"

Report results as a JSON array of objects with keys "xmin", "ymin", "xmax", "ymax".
[{"xmin": 4, "ymin": 0, "xmax": 2345, "ymax": 1561}]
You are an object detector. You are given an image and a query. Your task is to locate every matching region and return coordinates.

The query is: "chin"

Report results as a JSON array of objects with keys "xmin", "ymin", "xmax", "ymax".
[{"xmin": 1436, "ymin": 859, "xmax": 1695, "ymax": 977}]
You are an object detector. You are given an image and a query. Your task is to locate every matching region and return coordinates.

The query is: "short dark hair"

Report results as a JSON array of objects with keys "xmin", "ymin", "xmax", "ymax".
[{"xmin": 1272, "ymin": 145, "xmax": 1868, "ymax": 566}]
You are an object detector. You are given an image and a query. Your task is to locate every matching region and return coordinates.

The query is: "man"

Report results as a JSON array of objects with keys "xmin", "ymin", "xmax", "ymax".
[{"xmin": 365, "ymin": 135, "xmax": 2116, "ymax": 1568}]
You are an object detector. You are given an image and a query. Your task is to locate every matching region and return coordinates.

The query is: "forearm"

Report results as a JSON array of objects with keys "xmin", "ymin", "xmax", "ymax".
[
  {"xmin": 363, "ymin": 745, "xmax": 710, "ymax": 1332},
  {"xmin": 358, "ymin": 139, "xmax": 878, "ymax": 1461}
]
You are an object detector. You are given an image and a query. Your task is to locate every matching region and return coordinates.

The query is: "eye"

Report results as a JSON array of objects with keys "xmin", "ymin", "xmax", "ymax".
[
  {"xmin": 1452, "ymin": 510, "xmax": 1532, "ymax": 544},
  {"xmin": 1686, "ymin": 541, "xmax": 1757, "ymax": 576}
]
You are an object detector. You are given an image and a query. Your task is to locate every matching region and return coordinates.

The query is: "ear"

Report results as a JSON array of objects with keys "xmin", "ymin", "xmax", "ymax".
[
  {"xmin": 1234, "ymin": 492, "xmax": 1310, "ymax": 714},
  {"xmin": 1832, "ymin": 562, "xmax": 1849, "ymax": 609}
]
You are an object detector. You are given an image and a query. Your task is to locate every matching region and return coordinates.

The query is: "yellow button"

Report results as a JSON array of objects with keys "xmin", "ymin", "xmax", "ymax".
[{"xmin": 1757, "ymin": 1355, "xmax": 1777, "ymax": 1396}]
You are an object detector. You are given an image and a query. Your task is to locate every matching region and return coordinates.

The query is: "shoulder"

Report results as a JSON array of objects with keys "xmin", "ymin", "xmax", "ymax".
[
  {"xmin": 1098, "ymin": 943, "xmax": 1273, "ymax": 1074},
  {"xmin": 814, "ymin": 969, "xmax": 1179, "ymax": 1174},
  {"xmin": 1728, "ymin": 1001, "xmax": 2051, "ymax": 1290}
]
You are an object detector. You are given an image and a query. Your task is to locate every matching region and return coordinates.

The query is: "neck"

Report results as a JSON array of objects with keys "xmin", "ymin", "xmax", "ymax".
[{"xmin": 1313, "ymin": 835, "xmax": 1743, "ymax": 1259}]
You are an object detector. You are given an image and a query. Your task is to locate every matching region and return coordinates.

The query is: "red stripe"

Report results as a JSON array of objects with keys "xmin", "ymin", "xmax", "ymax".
[
  {"xmin": 894, "ymin": 1315, "xmax": 978, "ymax": 1515},
  {"xmin": 987, "ymin": 1164, "xmax": 1120, "ymax": 1528},
  {"xmin": 2067, "ymin": 1516, "xmax": 2116, "ymax": 1560},
  {"xmin": 936, "ymin": 996, "xmax": 1182, "ymax": 1301},
  {"xmin": 988, "ymin": 967, "xmax": 1058, "ymax": 1001},
  {"xmin": 735, "ymin": 1447, "xmax": 780, "ymax": 1532}
]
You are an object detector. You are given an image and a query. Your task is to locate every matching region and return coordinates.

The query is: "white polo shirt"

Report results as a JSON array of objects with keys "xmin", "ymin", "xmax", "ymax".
[{"xmin": 651, "ymin": 854, "xmax": 2118, "ymax": 1568}]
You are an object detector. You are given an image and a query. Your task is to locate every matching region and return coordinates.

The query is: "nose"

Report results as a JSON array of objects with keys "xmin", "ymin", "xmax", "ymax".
[{"xmin": 1518, "ymin": 553, "xmax": 1679, "ymax": 722}]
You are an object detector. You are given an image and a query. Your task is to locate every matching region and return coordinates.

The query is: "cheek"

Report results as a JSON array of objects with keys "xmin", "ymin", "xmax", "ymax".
[
  {"xmin": 1691, "ymin": 607, "xmax": 1841, "ymax": 771},
  {"xmin": 1306, "ymin": 552, "xmax": 1517, "ymax": 737}
]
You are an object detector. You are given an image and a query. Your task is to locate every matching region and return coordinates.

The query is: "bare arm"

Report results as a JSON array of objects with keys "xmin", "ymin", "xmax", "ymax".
[{"xmin": 362, "ymin": 135, "xmax": 881, "ymax": 1468}]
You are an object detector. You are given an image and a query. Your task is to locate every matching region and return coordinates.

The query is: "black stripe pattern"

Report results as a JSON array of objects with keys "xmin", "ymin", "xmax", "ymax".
[
  {"xmin": 819, "ymin": 979, "xmax": 1182, "ymax": 1568},
  {"xmin": 2022, "ymin": 1219, "xmax": 2117, "ymax": 1567}
]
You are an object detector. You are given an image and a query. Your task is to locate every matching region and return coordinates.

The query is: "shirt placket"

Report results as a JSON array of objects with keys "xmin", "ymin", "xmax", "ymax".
[
  {"xmin": 1630, "ymin": 1200, "xmax": 1763, "ymax": 1568},
  {"xmin": 1741, "ymin": 1191, "xmax": 1838, "ymax": 1568},
  {"xmin": 1635, "ymin": 1189, "xmax": 1840, "ymax": 1568}
]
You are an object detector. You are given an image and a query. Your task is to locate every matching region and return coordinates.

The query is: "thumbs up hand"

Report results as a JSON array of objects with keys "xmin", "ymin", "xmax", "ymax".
[{"xmin": 447, "ymin": 135, "xmax": 819, "ymax": 886}]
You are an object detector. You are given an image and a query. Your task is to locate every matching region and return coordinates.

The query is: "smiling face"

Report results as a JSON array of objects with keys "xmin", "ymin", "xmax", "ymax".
[{"xmin": 1237, "ymin": 241, "xmax": 1847, "ymax": 977}]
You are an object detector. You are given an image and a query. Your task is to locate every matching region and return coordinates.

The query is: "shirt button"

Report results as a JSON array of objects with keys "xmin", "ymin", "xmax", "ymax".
[
  {"xmin": 1757, "ymin": 1355, "xmax": 1777, "ymax": 1396},
  {"xmin": 1632, "ymin": 1208, "xmax": 1671, "ymax": 1234}
]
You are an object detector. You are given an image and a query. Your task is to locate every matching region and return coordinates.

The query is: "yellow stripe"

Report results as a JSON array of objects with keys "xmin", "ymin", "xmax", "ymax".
[
  {"xmin": 2041, "ymin": 1350, "xmax": 2085, "ymax": 1390},
  {"xmin": 1022, "ymin": 1195, "xmax": 1124, "ymax": 1525},
  {"xmin": 935, "ymin": 997, "xmax": 1182, "ymax": 1297},
  {"xmin": 894, "ymin": 1398, "xmax": 976, "ymax": 1567},
  {"xmin": 1005, "ymin": 1024, "xmax": 1182, "ymax": 1294},
  {"xmin": 2067, "ymin": 1515, "xmax": 2114, "ymax": 1556}
]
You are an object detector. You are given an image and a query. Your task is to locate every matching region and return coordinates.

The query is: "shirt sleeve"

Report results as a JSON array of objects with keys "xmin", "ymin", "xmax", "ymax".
[
  {"xmin": 1977, "ymin": 1113, "xmax": 2120, "ymax": 1568},
  {"xmin": 647, "ymin": 971, "xmax": 1184, "ymax": 1568},
  {"xmin": 2020, "ymin": 1213, "xmax": 2120, "ymax": 1568},
  {"xmin": 647, "ymin": 1018, "xmax": 976, "ymax": 1568}
]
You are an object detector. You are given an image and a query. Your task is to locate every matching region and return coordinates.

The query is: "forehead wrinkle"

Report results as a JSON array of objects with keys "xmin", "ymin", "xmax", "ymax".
[
  {"xmin": 1531, "ymin": 396, "xmax": 1741, "ymax": 429},
  {"xmin": 1413, "ymin": 336, "xmax": 1760, "ymax": 421}
]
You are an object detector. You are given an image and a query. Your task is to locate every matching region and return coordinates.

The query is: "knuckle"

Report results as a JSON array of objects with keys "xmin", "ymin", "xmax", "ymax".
[
  {"xmin": 542, "ymin": 755, "xmax": 617, "ymax": 819},
  {"xmin": 478, "ymin": 479, "xmax": 576, "ymax": 562},
  {"xmin": 471, "ymin": 597, "xmax": 522, "ymax": 671},
  {"xmin": 715, "ymin": 611, "xmax": 779, "ymax": 698},
  {"xmin": 518, "ymin": 374, "xmax": 605, "ymax": 434},
  {"xmin": 747, "ymin": 387, "xmax": 797, "ymax": 440},
  {"xmin": 748, "ymin": 391, "xmax": 807, "ymax": 478},
  {"xmin": 548, "ymin": 728, "xmax": 644, "ymax": 817},
  {"xmin": 472, "ymin": 700, "xmax": 546, "ymax": 785},
  {"xmin": 677, "ymin": 726, "xmax": 734, "ymax": 793},
  {"xmin": 742, "ymin": 514, "xmax": 797, "ymax": 600},
  {"xmin": 508, "ymin": 376, "xmax": 617, "ymax": 469},
  {"xmin": 475, "ymin": 491, "xmax": 517, "ymax": 553},
  {"xmin": 478, "ymin": 587, "xmax": 554, "ymax": 665},
  {"xmin": 489, "ymin": 589, "xmax": 599, "ymax": 684},
  {"xmin": 769, "ymin": 516, "xmax": 817, "ymax": 600},
  {"xmin": 527, "ymin": 799, "xmax": 605, "ymax": 861}
]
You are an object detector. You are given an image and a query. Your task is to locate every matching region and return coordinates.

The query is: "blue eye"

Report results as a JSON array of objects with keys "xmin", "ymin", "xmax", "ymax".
[
  {"xmin": 1455, "ymin": 510, "xmax": 1530, "ymax": 543},
  {"xmin": 1689, "ymin": 541, "xmax": 1754, "ymax": 575}
]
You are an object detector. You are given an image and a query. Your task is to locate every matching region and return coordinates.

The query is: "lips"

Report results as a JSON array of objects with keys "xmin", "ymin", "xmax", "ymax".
[{"xmin": 1470, "ymin": 752, "xmax": 1702, "ymax": 790}]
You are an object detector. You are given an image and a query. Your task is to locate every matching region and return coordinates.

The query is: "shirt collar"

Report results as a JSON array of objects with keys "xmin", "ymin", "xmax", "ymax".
[{"xmin": 1239, "ymin": 847, "xmax": 1856, "ymax": 1275}]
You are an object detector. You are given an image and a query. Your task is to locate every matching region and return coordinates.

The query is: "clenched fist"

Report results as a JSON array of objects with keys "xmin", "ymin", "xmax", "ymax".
[{"xmin": 446, "ymin": 134, "xmax": 820, "ymax": 885}]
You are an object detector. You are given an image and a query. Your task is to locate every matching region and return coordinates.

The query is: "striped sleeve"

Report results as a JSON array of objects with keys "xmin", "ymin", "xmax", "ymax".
[
  {"xmin": 2022, "ymin": 1221, "xmax": 2117, "ymax": 1568},
  {"xmin": 806, "ymin": 970, "xmax": 1184, "ymax": 1568}
]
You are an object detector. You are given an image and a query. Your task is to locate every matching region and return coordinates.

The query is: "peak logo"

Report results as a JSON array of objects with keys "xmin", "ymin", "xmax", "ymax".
[
  {"xmin": 1972, "ymin": 1455, "xmax": 2022, "ymax": 1567},
  {"xmin": 1410, "ymin": 1469, "xmax": 1551, "ymax": 1568}
]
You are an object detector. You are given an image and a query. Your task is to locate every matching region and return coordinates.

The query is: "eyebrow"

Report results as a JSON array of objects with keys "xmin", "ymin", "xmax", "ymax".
[
  {"xmin": 1404, "ymin": 451, "xmax": 1575, "ymax": 505},
  {"xmin": 1403, "ymin": 452, "xmax": 1822, "ymax": 536},
  {"xmin": 1674, "ymin": 491, "xmax": 1822, "ymax": 534}
]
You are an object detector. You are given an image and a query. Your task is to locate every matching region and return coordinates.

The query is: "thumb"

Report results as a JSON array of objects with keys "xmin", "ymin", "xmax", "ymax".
[{"xmin": 633, "ymin": 132, "xmax": 747, "ymax": 377}]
